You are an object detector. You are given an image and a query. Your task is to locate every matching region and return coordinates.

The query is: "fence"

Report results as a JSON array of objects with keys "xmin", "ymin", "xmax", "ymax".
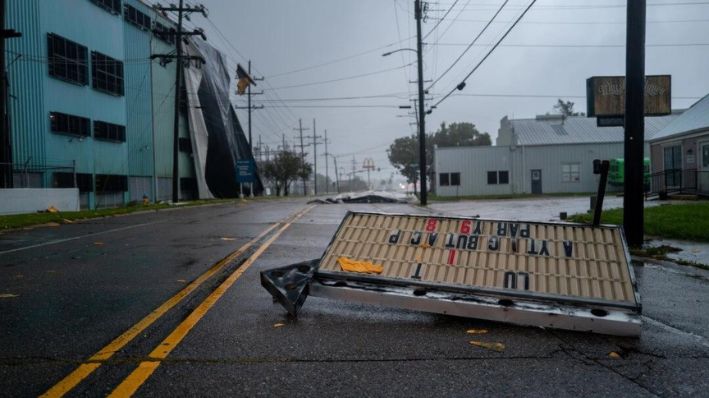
[{"xmin": 650, "ymin": 168, "xmax": 709, "ymax": 197}]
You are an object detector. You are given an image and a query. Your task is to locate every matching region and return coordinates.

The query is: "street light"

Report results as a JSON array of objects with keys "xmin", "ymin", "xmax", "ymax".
[{"xmin": 381, "ymin": 0, "xmax": 427, "ymax": 206}]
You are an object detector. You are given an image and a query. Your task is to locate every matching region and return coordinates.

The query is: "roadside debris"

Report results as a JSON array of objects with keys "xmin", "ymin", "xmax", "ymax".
[
  {"xmin": 608, "ymin": 351, "xmax": 622, "ymax": 359},
  {"xmin": 308, "ymin": 191, "xmax": 412, "ymax": 204},
  {"xmin": 469, "ymin": 341, "xmax": 506, "ymax": 352},
  {"xmin": 466, "ymin": 329, "xmax": 488, "ymax": 335},
  {"xmin": 273, "ymin": 323, "xmax": 286, "ymax": 328},
  {"xmin": 0, "ymin": 293, "xmax": 19, "ymax": 299},
  {"xmin": 337, "ymin": 257, "xmax": 383, "ymax": 274}
]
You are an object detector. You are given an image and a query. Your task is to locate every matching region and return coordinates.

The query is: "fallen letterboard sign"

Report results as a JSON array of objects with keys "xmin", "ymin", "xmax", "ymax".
[{"xmin": 261, "ymin": 212, "xmax": 642, "ymax": 336}]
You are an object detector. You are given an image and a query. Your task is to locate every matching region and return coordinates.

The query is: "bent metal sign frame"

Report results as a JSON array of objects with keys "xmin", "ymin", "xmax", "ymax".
[{"xmin": 261, "ymin": 212, "xmax": 642, "ymax": 336}]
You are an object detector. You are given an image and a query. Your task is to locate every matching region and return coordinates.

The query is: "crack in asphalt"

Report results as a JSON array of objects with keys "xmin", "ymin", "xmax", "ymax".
[{"xmin": 549, "ymin": 331, "xmax": 663, "ymax": 398}]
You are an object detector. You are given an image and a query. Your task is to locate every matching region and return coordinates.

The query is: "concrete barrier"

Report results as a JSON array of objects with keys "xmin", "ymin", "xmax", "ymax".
[{"xmin": 0, "ymin": 188, "xmax": 80, "ymax": 215}]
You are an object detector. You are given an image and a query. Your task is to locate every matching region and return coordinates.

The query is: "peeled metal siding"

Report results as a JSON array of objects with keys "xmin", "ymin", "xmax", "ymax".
[
  {"xmin": 320, "ymin": 213, "xmax": 637, "ymax": 306},
  {"xmin": 124, "ymin": 0, "xmax": 155, "ymax": 180},
  {"xmin": 7, "ymin": 0, "xmax": 46, "ymax": 167}
]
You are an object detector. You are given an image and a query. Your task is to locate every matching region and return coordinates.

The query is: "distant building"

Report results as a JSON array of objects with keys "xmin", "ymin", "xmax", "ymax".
[
  {"xmin": 649, "ymin": 94, "xmax": 709, "ymax": 196},
  {"xmin": 5, "ymin": 0, "xmax": 195, "ymax": 208},
  {"xmin": 434, "ymin": 113, "xmax": 679, "ymax": 197}
]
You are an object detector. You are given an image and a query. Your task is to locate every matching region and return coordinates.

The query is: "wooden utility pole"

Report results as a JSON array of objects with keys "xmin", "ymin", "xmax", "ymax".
[
  {"xmin": 323, "ymin": 129, "xmax": 330, "ymax": 193},
  {"xmin": 293, "ymin": 119, "xmax": 309, "ymax": 195},
  {"xmin": 623, "ymin": 0, "xmax": 646, "ymax": 247},
  {"xmin": 307, "ymin": 119, "xmax": 323, "ymax": 195},
  {"xmin": 234, "ymin": 60, "xmax": 264, "ymax": 149},
  {"xmin": 153, "ymin": 2, "xmax": 207, "ymax": 203},
  {"xmin": 415, "ymin": 0, "xmax": 427, "ymax": 206}
]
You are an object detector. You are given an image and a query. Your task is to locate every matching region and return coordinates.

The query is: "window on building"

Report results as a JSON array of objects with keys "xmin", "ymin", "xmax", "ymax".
[
  {"xmin": 50, "ymin": 112, "xmax": 90, "ymax": 137},
  {"xmin": 439, "ymin": 173, "xmax": 450, "ymax": 186},
  {"xmin": 487, "ymin": 171, "xmax": 509, "ymax": 185},
  {"xmin": 53, "ymin": 172, "xmax": 93, "ymax": 192},
  {"xmin": 91, "ymin": 51, "xmax": 124, "ymax": 96},
  {"xmin": 179, "ymin": 137, "xmax": 193, "ymax": 153},
  {"xmin": 562, "ymin": 163, "xmax": 581, "ymax": 182},
  {"xmin": 95, "ymin": 174, "xmax": 127, "ymax": 192},
  {"xmin": 450, "ymin": 172, "xmax": 460, "ymax": 186},
  {"xmin": 94, "ymin": 121, "xmax": 126, "ymax": 142},
  {"xmin": 124, "ymin": 4, "xmax": 151, "ymax": 31},
  {"xmin": 153, "ymin": 22, "xmax": 176, "ymax": 45},
  {"xmin": 47, "ymin": 33, "xmax": 88, "ymax": 86},
  {"xmin": 90, "ymin": 0, "xmax": 121, "ymax": 15},
  {"xmin": 487, "ymin": 171, "xmax": 498, "ymax": 184}
]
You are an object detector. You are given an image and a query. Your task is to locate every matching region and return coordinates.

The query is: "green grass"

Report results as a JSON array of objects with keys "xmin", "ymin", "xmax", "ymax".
[
  {"xmin": 569, "ymin": 202, "xmax": 709, "ymax": 242},
  {"xmin": 0, "ymin": 198, "xmax": 245, "ymax": 230}
]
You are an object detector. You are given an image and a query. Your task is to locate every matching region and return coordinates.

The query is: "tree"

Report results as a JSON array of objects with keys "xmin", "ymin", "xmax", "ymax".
[
  {"xmin": 553, "ymin": 99, "xmax": 584, "ymax": 116},
  {"xmin": 262, "ymin": 150, "xmax": 311, "ymax": 196},
  {"xmin": 387, "ymin": 122, "xmax": 491, "ymax": 185}
]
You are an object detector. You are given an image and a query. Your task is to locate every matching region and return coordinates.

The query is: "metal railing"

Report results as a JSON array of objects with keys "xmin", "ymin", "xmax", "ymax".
[{"xmin": 649, "ymin": 168, "xmax": 709, "ymax": 197}]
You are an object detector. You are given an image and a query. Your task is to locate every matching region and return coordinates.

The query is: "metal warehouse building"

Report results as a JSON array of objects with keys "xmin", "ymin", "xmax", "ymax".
[
  {"xmin": 434, "ymin": 113, "xmax": 679, "ymax": 197},
  {"xmin": 4, "ymin": 0, "xmax": 194, "ymax": 208}
]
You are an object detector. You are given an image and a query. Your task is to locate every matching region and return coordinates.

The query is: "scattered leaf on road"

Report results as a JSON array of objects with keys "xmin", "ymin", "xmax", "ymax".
[
  {"xmin": 94, "ymin": 241, "xmax": 104, "ymax": 246},
  {"xmin": 62, "ymin": 219, "xmax": 74, "ymax": 224},
  {"xmin": 221, "ymin": 237, "xmax": 236, "ymax": 241},
  {"xmin": 177, "ymin": 279, "xmax": 187, "ymax": 283},
  {"xmin": 608, "ymin": 351, "xmax": 621, "ymax": 359},
  {"xmin": 273, "ymin": 323, "xmax": 286, "ymax": 328},
  {"xmin": 469, "ymin": 341, "xmax": 505, "ymax": 352},
  {"xmin": 466, "ymin": 329, "xmax": 488, "ymax": 335},
  {"xmin": 0, "ymin": 293, "xmax": 19, "ymax": 299}
]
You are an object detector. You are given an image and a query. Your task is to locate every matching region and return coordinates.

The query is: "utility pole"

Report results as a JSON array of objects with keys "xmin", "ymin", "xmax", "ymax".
[
  {"xmin": 415, "ymin": 0, "xmax": 428, "ymax": 206},
  {"xmin": 323, "ymin": 129, "xmax": 330, "ymax": 194},
  {"xmin": 0, "ymin": 0, "xmax": 21, "ymax": 188},
  {"xmin": 363, "ymin": 158, "xmax": 376, "ymax": 190},
  {"xmin": 333, "ymin": 155, "xmax": 340, "ymax": 193},
  {"xmin": 234, "ymin": 60, "xmax": 264, "ymax": 150},
  {"xmin": 153, "ymin": 1, "xmax": 207, "ymax": 203},
  {"xmin": 293, "ymin": 119, "xmax": 309, "ymax": 196},
  {"xmin": 306, "ymin": 118, "xmax": 323, "ymax": 195},
  {"xmin": 623, "ymin": 0, "xmax": 646, "ymax": 247}
]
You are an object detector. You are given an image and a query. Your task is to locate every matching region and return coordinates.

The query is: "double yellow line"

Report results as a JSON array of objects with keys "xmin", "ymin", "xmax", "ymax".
[{"xmin": 42, "ymin": 206, "xmax": 313, "ymax": 398}]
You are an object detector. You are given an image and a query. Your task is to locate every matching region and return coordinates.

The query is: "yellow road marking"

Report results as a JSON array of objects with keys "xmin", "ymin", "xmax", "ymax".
[
  {"xmin": 108, "ymin": 206, "xmax": 313, "ymax": 397},
  {"xmin": 41, "ymin": 207, "xmax": 309, "ymax": 398}
]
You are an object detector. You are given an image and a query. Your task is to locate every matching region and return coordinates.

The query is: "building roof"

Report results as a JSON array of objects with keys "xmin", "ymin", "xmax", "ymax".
[
  {"xmin": 507, "ymin": 112, "xmax": 680, "ymax": 146},
  {"xmin": 650, "ymin": 94, "xmax": 709, "ymax": 143}
]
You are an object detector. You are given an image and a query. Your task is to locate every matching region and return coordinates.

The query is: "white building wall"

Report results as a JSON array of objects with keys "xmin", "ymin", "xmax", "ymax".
[
  {"xmin": 435, "ymin": 143, "xmax": 626, "ymax": 197},
  {"xmin": 435, "ymin": 146, "xmax": 514, "ymax": 196}
]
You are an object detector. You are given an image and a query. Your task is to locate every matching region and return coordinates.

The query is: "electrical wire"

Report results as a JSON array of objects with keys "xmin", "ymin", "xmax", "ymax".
[
  {"xmin": 431, "ymin": 0, "xmax": 536, "ymax": 110},
  {"xmin": 427, "ymin": 0, "xmax": 508, "ymax": 91},
  {"xmin": 423, "ymin": 0, "xmax": 460, "ymax": 40}
]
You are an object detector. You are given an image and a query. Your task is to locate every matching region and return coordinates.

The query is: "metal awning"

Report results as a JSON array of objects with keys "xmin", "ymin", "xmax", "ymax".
[{"xmin": 261, "ymin": 211, "xmax": 642, "ymax": 336}]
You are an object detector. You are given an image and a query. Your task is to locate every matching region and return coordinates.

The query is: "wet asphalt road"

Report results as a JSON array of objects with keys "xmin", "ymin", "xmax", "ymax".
[{"xmin": 1, "ymin": 197, "xmax": 708, "ymax": 397}]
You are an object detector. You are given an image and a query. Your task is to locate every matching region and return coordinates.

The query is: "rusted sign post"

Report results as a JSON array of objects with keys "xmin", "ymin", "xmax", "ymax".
[{"xmin": 262, "ymin": 212, "xmax": 642, "ymax": 336}]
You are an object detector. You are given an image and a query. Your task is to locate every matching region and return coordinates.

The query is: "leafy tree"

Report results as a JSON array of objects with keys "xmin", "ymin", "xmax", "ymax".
[
  {"xmin": 387, "ymin": 122, "xmax": 491, "ymax": 185},
  {"xmin": 262, "ymin": 150, "xmax": 311, "ymax": 196},
  {"xmin": 553, "ymin": 99, "xmax": 584, "ymax": 116}
]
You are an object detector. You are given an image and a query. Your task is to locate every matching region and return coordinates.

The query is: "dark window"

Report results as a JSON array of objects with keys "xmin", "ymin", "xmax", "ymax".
[
  {"xmin": 90, "ymin": 0, "xmax": 121, "ymax": 15},
  {"xmin": 487, "ymin": 171, "xmax": 498, "ymax": 185},
  {"xmin": 450, "ymin": 172, "xmax": 460, "ymax": 186},
  {"xmin": 53, "ymin": 172, "xmax": 93, "ymax": 192},
  {"xmin": 179, "ymin": 137, "xmax": 192, "ymax": 153},
  {"xmin": 95, "ymin": 174, "xmax": 127, "ymax": 192},
  {"xmin": 124, "ymin": 4, "xmax": 151, "ymax": 30},
  {"xmin": 498, "ymin": 170, "xmax": 509, "ymax": 184},
  {"xmin": 91, "ymin": 51, "xmax": 124, "ymax": 96},
  {"xmin": 47, "ymin": 33, "xmax": 88, "ymax": 85},
  {"xmin": 153, "ymin": 22, "xmax": 176, "ymax": 45},
  {"xmin": 94, "ymin": 120, "xmax": 126, "ymax": 142},
  {"xmin": 50, "ymin": 112, "xmax": 90, "ymax": 137},
  {"xmin": 439, "ymin": 173, "xmax": 450, "ymax": 186}
]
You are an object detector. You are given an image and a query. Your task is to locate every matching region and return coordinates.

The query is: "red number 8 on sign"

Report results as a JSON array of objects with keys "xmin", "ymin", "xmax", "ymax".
[{"xmin": 425, "ymin": 219, "xmax": 438, "ymax": 232}]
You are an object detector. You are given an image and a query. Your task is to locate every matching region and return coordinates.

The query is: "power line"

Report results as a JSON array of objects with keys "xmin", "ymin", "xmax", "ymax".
[
  {"xmin": 427, "ymin": 0, "xmax": 509, "ymax": 91},
  {"xmin": 423, "ymin": 0, "xmax": 459, "ymax": 40},
  {"xmin": 268, "ymin": 62, "xmax": 416, "ymax": 90},
  {"xmin": 431, "ymin": 0, "xmax": 536, "ymax": 110},
  {"xmin": 431, "ymin": 42, "xmax": 709, "ymax": 48}
]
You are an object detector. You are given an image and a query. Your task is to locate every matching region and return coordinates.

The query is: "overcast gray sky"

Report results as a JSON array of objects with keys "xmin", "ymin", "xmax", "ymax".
[{"xmin": 182, "ymin": 0, "xmax": 709, "ymax": 182}]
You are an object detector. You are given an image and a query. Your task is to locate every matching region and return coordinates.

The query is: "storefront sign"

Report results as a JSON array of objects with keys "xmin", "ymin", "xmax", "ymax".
[{"xmin": 587, "ymin": 75, "xmax": 671, "ymax": 117}]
